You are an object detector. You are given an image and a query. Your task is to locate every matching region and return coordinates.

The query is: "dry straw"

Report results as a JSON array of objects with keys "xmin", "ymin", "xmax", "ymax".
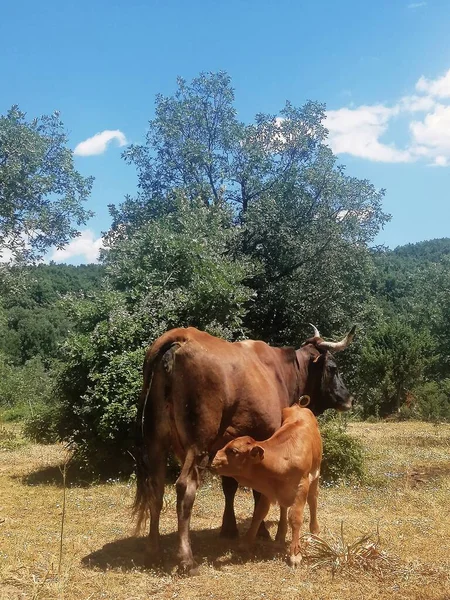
[{"xmin": 301, "ymin": 522, "xmax": 396, "ymax": 577}]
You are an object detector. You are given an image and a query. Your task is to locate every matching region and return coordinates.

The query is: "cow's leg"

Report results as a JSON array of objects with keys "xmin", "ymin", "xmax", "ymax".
[
  {"xmin": 220, "ymin": 482, "xmax": 271, "ymax": 540},
  {"xmin": 253, "ymin": 490, "xmax": 272, "ymax": 539},
  {"xmin": 220, "ymin": 476, "xmax": 239, "ymax": 538},
  {"xmin": 288, "ymin": 478, "xmax": 309, "ymax": 567},
  {"xmin": 176, "ymin": 449, "xmax": 204, "ymax": 575},
  {"xmin": 145, "ymin": 443, "xmax": 168, "ymax": 560},
  {"xmin": 275, "ymin": 506, "xmax": 288, "ymax": 544},
  {"xmin": 242, "ymin": 495, "xmax": 271, "ymax": 546},
  {"xmin": 134, "ymin": 427, "xmax": 168, "ymax": 565}
]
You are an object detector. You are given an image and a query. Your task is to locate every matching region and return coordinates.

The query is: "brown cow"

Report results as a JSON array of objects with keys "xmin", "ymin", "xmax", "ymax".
[
  {"xmin": 211, "ymin": 404, "xmax": 322, "ymax": 566},
  {"xmin": 133, "ymin": 324, "xmax": 355, "ymax": 574}
]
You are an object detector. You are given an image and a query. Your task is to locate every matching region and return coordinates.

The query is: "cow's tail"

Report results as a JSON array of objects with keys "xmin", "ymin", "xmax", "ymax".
[
  {"xmin": 132, "ymin": 353, "xmax": 155, "ymax": 534},
  {"xmin": 132, "ymin": 332, "xmax": 186, "ymax": 534}
]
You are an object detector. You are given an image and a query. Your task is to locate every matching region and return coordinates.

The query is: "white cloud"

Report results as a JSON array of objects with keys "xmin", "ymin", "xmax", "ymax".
[
  {"xmin": 432, "ymin": 155, "xmax": 448, "ymax": 167},
  {"xmin": 410, "ymin": 104, "xmax": 450, "ymax": 152},
  {"xmin": 326, "ymin": 105, "xmax": 413, "ymax": 163},
  {"xmin": 0, "ymin": 232, "xmax": 37, "ymax": 263},
  {"xmin": 415, "ymin": 68, "xmax": 450, "ymax": 98},
  {"xmin": 0, "ymin": 246, "xmax": 14, "ymax": 263},
  {"xmin": 74, "ymin": 130, "xmax": 127, "ymax": 156},
  {"xmin": 50, "ymin": 230, "xmax": 103, "ymax": 263},
  {"xmin": 398, "ymin": 94, "xmax": 436, "ymax": 112},
  {"xmin": 325, "ymin": 67, "xmax": 450, "ymax": 167},
  {"xmin": 408, "ymin": 2, "xmax": 427, "ymax": 8}
]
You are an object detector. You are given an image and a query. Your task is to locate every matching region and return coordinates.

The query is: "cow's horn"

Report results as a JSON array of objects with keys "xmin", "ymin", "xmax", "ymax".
[
  {"xmin": 317, "ymin": 325, "xmax": 356, "ymax": 352},
  {"xmin": 309, "ymin": 323, "xmax": 321, "ymax": 339}
]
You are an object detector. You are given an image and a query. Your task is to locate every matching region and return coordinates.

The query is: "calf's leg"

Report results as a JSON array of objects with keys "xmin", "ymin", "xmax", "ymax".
[
  {"xmin": 275, "ymin": 507, "xmax": 288, "ymax": 544},
  {"xmin": 307, "ymin": 476, "xmax": 320, "ymax": 535},
  {"xmin": 288, "ymin": 478, "xmax": 309, "ymax": 567}
]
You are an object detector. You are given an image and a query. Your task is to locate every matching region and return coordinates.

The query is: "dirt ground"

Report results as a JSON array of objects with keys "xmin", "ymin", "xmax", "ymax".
[{"xmin": 1, "ymin": 421, "xmax": 449, "ymax": 600}]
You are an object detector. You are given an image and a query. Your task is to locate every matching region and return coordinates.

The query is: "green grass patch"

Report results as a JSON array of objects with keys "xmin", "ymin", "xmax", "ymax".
[{"xmin": 0, "ymin": 424, "xmax": 28, "ymax": 451}]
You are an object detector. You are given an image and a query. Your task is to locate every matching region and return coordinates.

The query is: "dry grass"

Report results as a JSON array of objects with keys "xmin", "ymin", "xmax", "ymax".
[
  {"xmin": 1, "ymin": 420, "xmax": 449, "ymax": 600},
  {"xmin": 301, "ymin": 523, "xmax": 392, "ymax": 576}
]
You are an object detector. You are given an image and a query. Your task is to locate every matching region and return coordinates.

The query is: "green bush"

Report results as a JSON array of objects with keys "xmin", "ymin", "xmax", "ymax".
[
  {"xmin": 364, "ymin": 415, "xmax": 379, "ymax": 424},
  {"xmin": 412, "ymin": 380, "xmax": 450, "ymax": 422},
  {"xmin": 386, "ymin": 380, "xmax": 450, "ymax": 423},
  {"xmin": 354, "ymin": 319, "xmax": 435, "ymax": 418},
  {"xmin": 23, "ymin": 403, "xmax": 62, "ymax": 444},
  {"xmin": 0, "ymin": 425, "xmax": 28, "ymax": 451},
  {"xmin": 0, "ymin": 354, "xmax": 53, "ymax": 421},
  {"xmin": 320, "ymin": 421, "xmax": 365, "ymax": 484},
  {"xmin": 397, "ymin": 403, "xmax": 414, "ymax": 421},
  {"xmin": 27, "ymin": 196, "xmax": 256, "ymax": 470}
]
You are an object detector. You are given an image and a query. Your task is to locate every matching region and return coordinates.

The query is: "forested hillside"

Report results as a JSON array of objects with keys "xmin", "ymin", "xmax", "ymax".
[
  {"xmin": 0, "ymin": 264, "xmax": 103, "ymax": 423},
  {"xmin": 0, "ymin": 263, "xmax": 103, "ymax": 364},
  {"xmin": 356, "ymin": 238, "xmax": 450, "ymax": 418}
]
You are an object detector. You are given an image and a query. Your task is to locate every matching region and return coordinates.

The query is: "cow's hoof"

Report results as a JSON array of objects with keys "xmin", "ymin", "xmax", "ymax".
[
  {"xmin": 144, "ymin": 555, "xmax": 161, "ymax": 568},
  {"xmin": 288, "ymin": 553, "xmax": 303, "ymax": 568},
  {"xmin": 178, "ymin": 560, "xmax": 200, "ymax": 576},
  {"xmin": 256, "ymin": 523, "xmax": 271, "ymax": 540},
  {"xmin": 275, "ymin": 530, "xmax": 287, "ymax": 545},
  {"xmin": 220, "ymin": 526, "xmax": 239, "ymax": 539},
  {"xmin": 238, "ymin": 541, "xmax": 252, "ymax": 554},
  {"xmin": 143, "ymin": 548, "xmax": 162, "ymax": 568}
]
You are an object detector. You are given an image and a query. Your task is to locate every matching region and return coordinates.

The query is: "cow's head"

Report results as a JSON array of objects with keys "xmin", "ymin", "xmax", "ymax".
[
  {"xmin": 211, "ymin": 436, "xmax": 264, "ymax": 477},
  {"xmin": 297, "ymin": 324, "xmax": 356, "ymax": 415}
]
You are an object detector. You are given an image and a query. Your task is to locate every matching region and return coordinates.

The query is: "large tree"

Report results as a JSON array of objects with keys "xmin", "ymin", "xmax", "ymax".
[
  {"xmin": 117, "ymin": 72, "xmax": 389, "ymax": 343},
  {"xmin": 25, "ymin": 72, "xmax": 393, "ymax": 465},
  {"xmin": 46, "ymin": 194, "xmax": 254, "ymax": 467},
  {"xmin": 0, "ymin": 106, "xmax": 93, "ymax": 263}
]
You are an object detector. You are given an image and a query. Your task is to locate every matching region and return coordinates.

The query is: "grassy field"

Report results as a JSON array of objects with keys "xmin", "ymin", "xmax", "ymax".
[{"xmin": 1, "ymin": 421, "xmax": 449, "ymax": 600}]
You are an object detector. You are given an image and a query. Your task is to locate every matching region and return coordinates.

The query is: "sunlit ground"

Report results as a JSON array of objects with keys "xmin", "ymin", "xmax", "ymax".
[{"xmin": 1, "ymin": 421, "xmax": 449, "ymax": 600}]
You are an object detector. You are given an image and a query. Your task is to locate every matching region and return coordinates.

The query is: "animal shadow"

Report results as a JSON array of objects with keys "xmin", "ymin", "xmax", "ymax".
[
  {"xmin": 81, "ymin": 522, "xmax": 286, "ymax": 573},
  {"xmin": 18, "ymin": 465, "xmax": 93, "ymax": 488},
  {"xmin": 18, "ymin": 462, "xmax": 133, "ymax": 488}
]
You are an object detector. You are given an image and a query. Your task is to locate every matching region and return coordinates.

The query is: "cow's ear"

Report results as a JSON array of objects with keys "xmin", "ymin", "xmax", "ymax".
[
  {"xmin": 312, "ymin": 353, "xmax": 324, "ymax": 364},
  {"xmin": 250, "ymin": 445, "xmax": 264, "ymax": 462}
]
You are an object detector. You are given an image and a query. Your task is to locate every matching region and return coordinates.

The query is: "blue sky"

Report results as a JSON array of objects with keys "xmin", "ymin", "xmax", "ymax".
[{"xmin": 2, "ymin": 0, "xmax": 450, "ymax": 263}]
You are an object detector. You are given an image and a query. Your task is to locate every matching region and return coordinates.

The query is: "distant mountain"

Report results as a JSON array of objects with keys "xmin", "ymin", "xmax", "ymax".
[
  {"xmin": 392, "ymin": 238, "xmax": 450, "ymax": 263},
  {"xmin": 0, "ymin": 263, "xmax": 104, "ymax": 365}
]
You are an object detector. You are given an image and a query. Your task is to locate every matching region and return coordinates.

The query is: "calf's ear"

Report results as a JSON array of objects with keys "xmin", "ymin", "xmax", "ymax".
[{"xmin": 250, "ymin": 445, "xmax": 264, "ymax": 462}]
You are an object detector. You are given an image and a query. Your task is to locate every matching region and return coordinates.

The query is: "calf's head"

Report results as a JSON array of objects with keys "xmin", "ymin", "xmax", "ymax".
[{"xmin": 211, "ymin": 436, "xmax": 264, "ymax": 477}]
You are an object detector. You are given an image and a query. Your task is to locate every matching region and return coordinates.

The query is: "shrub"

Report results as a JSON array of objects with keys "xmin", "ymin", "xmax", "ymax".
[
  {"xmin": 354, "ymin": 320, "xmax": 435, "ymax": 418},
  {"xmin": 320, "ymin": 421, "xmax": 365, "ymax": 484},
  {"xmin": 26, "ymin": 197, "xmax": 255, "ymax": 471},
  {"xmin": 397, "ymin": 404, "xmax": 414, "ymax": 421},
  {"xmin": 51, "ymin": 345, "xmax": 144, "ymax": 474},
  {"xmin": 412, "ymin": 380, "xmax": 450, "ymax": 422},
  {"xmin": 0, "ymin": 425, "xmax": 28, "ymax": 451},
  {"xmin": 364, "ymin": 415, "xmax": 379, "ymax": 424},
  {"xmin": 23, "ymin": 403, "xmax": 62, "ymax": 444},
  {"xmin": 0, "ymin": 354, "xmax": 53, "ymax": 421}
]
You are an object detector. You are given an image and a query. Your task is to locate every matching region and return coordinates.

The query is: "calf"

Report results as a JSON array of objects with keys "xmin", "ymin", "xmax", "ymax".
[{"xmin": 211, "ymin": 404, "xmax": 322, "ymax": 566}]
